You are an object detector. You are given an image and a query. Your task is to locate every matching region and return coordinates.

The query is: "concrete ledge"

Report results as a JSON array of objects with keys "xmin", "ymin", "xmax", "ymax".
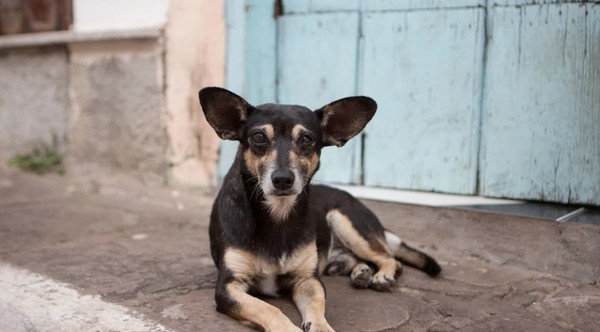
[{"xmin": 0, "ymin": 28, "xmax": 163, "ymax": 49}]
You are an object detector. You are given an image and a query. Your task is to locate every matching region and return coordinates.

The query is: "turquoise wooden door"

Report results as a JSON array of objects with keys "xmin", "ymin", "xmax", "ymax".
[
  {"xmin": 223, "ymin": 0, "xmax": 600, "ymax": 205},
  {"xmin": 277, "ymin": 7, "xmax": 362, "ymax": 183},
  {"xmin": 360, "ymin": 2, "xmax": 485, "ymax": 194},
  {"xmin": 480, "ymin": 1, "xmax": 600, "ymax": 205}
]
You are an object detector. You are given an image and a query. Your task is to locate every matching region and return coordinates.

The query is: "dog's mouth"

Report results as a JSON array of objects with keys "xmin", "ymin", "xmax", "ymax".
[{"xmin": 271, "ymin": 190, "xmax": 296, "ymax": 197}]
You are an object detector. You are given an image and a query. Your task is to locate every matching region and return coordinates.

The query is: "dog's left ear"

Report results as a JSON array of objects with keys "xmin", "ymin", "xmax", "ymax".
[
  {"xmin": 198, "ymin": 87, "xmax": 252, "ymax": 140},
  {"xmin": 315, "ymin": 96, "xmax": 377, "ymax": 147}
]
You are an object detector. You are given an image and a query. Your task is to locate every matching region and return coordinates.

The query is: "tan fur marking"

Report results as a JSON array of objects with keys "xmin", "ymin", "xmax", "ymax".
[
  {"xmin": 372, "ymin": 237, "xmax": 392, "ymax": 256},
  {"xmin": 292, "ymin": 124, "xmax": 308, "ymax": 141},
  {"xmin": 290, "ymin": 125, "xmax": 319, "ymax": 176},
  {"xmin": 243, "ymin": 149, "xmax": 260, "ymax": 178},
  {"xmin": 292, "ymin": 278, "xmax": 333, "ymax": 331},
  {"xmin": 226, "ymin": 282, "xmax": 300, "ymax": 331},
  {"xmin": 289, "ymin": 150, "xmax": 319, "ymax": 179},
  {"xmin": 244, "ymin": 148, "xmax": 277, "ymax": 181},
  {"xmin": 327, "ymin": 209, "xmax": 398, "ymax": 281},
  {"xmin": 260, "ymin": 124, "xmax": 275, "ymax": 141},
  {"xmin": 281, "ymin": 241, "xmax": 319, "ymax": 278},
  {"xmin": 309, "ymin": 152, "xmax": 319, "ymax": 175},
  {"xmin": 223, "ymin": 245, "xmax": 319, "ymax": 331},
  {"xmin": 224, "ymin": 243, "xmax": 318, "ymax": 286},
  {"xmin": 243, "ymin": 125, "xmax": 276, "ymax": 179},
  {"xmin": 264, "ymin": 194, "xmax": 297, "ymax": 222},
  {"xmin": 395, "ymin": 244, "xmax": 427, "ymax": 268},
  {"xmin": 224, "ymin": 248, "xmax": 257, "ymax": 281}
]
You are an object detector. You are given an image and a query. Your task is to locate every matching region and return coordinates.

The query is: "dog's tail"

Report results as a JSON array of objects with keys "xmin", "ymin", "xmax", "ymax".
[{"xmin": 384, "ymin": 230, "xmax": 441, "ymax": 277}]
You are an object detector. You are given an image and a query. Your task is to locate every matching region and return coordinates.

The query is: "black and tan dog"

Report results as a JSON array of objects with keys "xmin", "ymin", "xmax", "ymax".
[{"xmin": 199, "ymin": 87, "xmax": 441, "ymax": 332}]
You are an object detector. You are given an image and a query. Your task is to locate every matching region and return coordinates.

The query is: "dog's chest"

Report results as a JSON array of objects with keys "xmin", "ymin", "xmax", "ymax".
[{"xmin": 224, "ymin": 242, "xmax": 318, "ymax": 296}]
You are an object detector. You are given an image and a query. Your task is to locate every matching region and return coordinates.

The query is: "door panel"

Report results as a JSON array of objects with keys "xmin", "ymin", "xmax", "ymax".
[
  {"xmin": 277, "ymin": 12, "xmax": 361, "ymax": 184},
  {"xmin": 283, "ymin": 0, "xmax": 360, "ymax": 13},
  {"xmin": 219, "ymin": 0, "xmax": 278, "ymax": 180},
  {"xmin": 480, "ymin": 4, "xmax": 600, "ymax": 205},
  {"xmin": 224, "ymin": 0, "xmax": 599, "ymax": 206},
  {"xmin": 361, "ymin": 9, "xmax": 485, "ymax": 194}
]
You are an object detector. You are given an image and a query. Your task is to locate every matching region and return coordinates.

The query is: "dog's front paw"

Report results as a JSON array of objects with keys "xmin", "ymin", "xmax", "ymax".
[{"xmin": 302, "ymin": 320, "xmax": 335, "ymax": 332}]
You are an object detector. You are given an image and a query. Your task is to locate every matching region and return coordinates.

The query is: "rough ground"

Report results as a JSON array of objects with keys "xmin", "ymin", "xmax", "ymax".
[{"xmin": 0, "ymin": 167, "xmax": 599, "ymax": 331}]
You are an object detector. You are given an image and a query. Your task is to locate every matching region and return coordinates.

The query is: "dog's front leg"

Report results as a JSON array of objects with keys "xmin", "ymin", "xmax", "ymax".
[
  {"xmin": 292, "ymin": 277, "xmax": 335, "ymax": 332},
  {"xmin": 216, "ymin": 280, "xmax": 301, "ymax": 331}
]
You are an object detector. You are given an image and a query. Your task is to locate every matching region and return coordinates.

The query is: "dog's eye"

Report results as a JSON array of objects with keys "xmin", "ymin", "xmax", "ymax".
[
  {"xmin": 299, "ymin": 134, "xmax": 313, "ymax": 145},
  {"xmin": 250, "ymin": 132, "xmax": 267, "ymax": 145}
]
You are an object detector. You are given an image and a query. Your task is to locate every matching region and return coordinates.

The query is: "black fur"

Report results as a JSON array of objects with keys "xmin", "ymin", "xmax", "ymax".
[{"xmin": 199, "ymin": 87, "xmax": 439, "ymax": 331}]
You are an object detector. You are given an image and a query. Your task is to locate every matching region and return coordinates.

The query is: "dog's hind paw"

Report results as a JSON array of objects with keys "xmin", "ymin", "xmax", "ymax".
[
  {"xmin": 325, "ymin": 260, "xmax": 352, "ymax": 276},
  {"xmin": 350, "ymin": 263, "xmax": 373, "ymax": 289},
  {"xmin": 368, "ymin": 271, "xmax": 396, "ymax": 292}
]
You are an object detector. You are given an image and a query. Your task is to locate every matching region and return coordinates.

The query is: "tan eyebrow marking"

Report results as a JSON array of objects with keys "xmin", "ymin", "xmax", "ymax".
[
  {"xmin": 255, "ymin": 124, "xmax": 275, "ymax": 141},
  {"xmin": 292, "ymin": 124, "xmax": 308, "ymax": 141}
]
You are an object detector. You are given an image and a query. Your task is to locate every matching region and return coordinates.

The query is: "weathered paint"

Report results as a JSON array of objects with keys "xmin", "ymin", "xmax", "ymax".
[
  {"xmin": 283, "ymin": 0, "xmax": 360, "ymax": 14},
  {"xmin": 493, "ymin": 0, "xmax": 591, "ymax": 6},
  {"xmin": 361, "ymin": 8, "xmax": 485, "ymax": 194},
  {"xmin": 480, "ymin": 3, "xmax": 600, "ymax": 205},
  {"xmin": 363, "ymin": 0, "xmax": 485, "ymax": 11},
  {"xmin": 165, "ymin": 0, "xmax": 225, "ymax": 187},
  {"xmin": 277, "ymin": 12, "xmax": 362, "ymax": 183},
  {"xmin": 224, "ymin": 0, "xmax": 600, "ymax": 205},
  {"xmin": 221, "ymin": 0, "xmax": 278, "ymax": 181}
]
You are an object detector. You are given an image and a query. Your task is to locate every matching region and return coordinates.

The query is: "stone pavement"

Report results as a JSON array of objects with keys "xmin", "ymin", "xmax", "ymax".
[{"xmin": 0, "ymin": 167, "xmax": 599, "ymax": 331}]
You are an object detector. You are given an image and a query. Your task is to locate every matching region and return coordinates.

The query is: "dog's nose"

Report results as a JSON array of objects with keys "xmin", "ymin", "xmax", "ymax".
[{"xmin": 271, "ymin": 169, "xmax": 295, "ymax": 191}]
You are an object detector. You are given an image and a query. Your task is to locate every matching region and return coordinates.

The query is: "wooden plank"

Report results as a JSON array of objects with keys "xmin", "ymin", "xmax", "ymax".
[
  {"xmin": 310, "ymin": 0, "xmax": 360, "ymax": 12},
  {"xmin": 493, "ymin": 1, "xmax": 591, "ymax": 6},
  {"xmin": 277, "ymin": 12, "xmax": 361, "ymax": 184},
  {"xmin": 282, "ymin": 0, "xmax": 309, "ymax": 14},
  {"xmin": 363, "ymin": 0, "xmax": 484, "ymax": 12},
  {"xmin": 361, "ymin": 9, "xmax": 485, "ymax": 194},
  {"xmin": 480, "ymin": 3, "xmax": 600, "ymax": 205},
  {"xmin": 283, "ymin": 0, "xmax": 359, "ymax": 14},
  {"xmin": 220, "ymin": 0, "xmax": 277, "ymax": 180}
]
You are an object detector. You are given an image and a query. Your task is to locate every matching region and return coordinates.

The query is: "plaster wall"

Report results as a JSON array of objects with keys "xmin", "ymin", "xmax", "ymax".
[
  {"xmin": 165, "ymin": 0, "xmax": 225, "ymax": 187},
  {"xmin": 0, "ymin": 46, "xmax": 69, "ymax": 160},
  {"xmin": 68, "ymin": 39, "xmax": 167, "ymax": 180}
]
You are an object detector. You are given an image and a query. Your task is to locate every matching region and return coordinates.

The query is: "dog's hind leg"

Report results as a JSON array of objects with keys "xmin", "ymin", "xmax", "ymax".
[
  {"xmin": 349, "ymin": 262, "xmax": 374, "ymax": 289},
  {"xmin": 324, "ymin": 247, "xmax": 377, "ymax": 289},
  {"xmin": 384, "ymin": 230, "xmax": 441, "ymax": 277},
  {"xmin": 326, "ymin": 209, "xmax": 401, "ymax": 292},
  {"xmin": 324, "ymin": 247, "xmax": 357, "ymax": 276}
]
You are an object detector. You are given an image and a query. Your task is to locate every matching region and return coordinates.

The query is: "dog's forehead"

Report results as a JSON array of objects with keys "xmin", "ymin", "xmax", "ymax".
[{"xmin": 247, "ymin": 103, "xmax": 320, "ymax": 132}]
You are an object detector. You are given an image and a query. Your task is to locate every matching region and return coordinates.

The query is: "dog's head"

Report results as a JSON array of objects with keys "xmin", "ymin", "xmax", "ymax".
[{"xmin": 199, "ymin": 87, "xmax": 376, "ymax": 220}]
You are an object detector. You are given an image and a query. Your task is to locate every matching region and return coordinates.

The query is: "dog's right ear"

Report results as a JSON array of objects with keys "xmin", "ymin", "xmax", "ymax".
[{"xmin": 198, "ymin": 87, "xmax": 252, "ymax": 140}]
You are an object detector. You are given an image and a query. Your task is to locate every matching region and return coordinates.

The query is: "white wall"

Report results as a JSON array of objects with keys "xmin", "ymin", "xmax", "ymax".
[{"xmin": 73, "ymin": 0, "xmax": 169, "ymax": 32}]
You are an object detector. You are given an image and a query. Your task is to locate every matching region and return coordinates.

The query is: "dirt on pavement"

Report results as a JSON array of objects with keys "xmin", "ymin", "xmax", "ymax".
[{"xmin": 0, "ymin": 167, "xmax": 599, "ymax": 331}]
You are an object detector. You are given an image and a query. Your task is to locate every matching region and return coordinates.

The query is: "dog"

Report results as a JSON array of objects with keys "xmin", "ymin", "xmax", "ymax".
[{"xmin": 199, "ymin": 87, "xmax": 441, "ymax": 332}]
